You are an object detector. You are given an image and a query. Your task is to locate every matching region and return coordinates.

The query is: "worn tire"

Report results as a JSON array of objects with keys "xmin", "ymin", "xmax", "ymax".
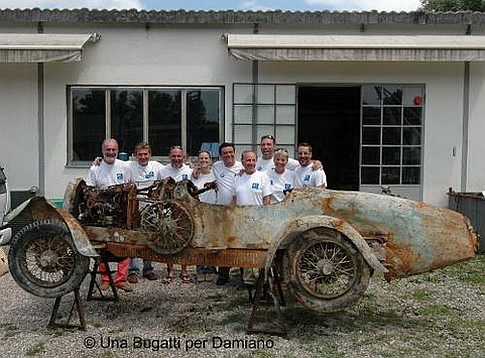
[
  {"xmin": 8, "ymin": 219, "xmax": 89, "ymax": 298},
  {"xmin": 284, "ymin": 227, "xmax": 371, "ymax": 313}
]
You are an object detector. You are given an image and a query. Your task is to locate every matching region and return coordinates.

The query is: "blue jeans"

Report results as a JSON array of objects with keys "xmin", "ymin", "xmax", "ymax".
[
  {"xmin": 196, "ymin": 266, "xmax": 216, "ymax": 275},
  {"xmin": 129, "ymin": 257, "xmax": 154, "ymax": 276}
]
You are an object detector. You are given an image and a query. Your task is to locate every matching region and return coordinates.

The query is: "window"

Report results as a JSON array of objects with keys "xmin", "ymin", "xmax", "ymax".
[
  {"xmin": 233, "ymin": 84, "xmax": 296, "ymax": 157},
  {"xmin": 361, "ymin": 85, "xmax": 424, "ymax": 186},
  {"xmin": 69, "ymin": 86, "xmax": 223, "ymax": 164}
]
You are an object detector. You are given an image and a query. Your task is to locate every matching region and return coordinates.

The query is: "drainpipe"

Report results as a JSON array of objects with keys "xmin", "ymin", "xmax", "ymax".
[
  {"xmin": 37, "ymin": 22, "xmax": 45, "ymax": 195},
  {"xmin": 251, "ymin": 23, "xmax": 259, "ymax": 149},
  {"xmin": 461, "ymin": 61, "xmax": 470, "ymax": 192}
]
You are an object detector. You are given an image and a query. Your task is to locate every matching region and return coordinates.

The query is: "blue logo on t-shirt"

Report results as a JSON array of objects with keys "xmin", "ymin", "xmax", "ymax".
[
  {"xmin": 182, "ymin": 174, "xmax": 188, "ymax": 180},
  {"xmin": 284, "ymin": 183, "xmax": 292, "ymax": 190},
  {"xmin": 145, "ymin": 171, "xmax": 155, "ymax": 179},
  {"xmin": 117, "ymin": 173, "xmax": 124, "ymax": 181},
  {"xmin": 252, "ymin": 183, "xmax": 260, "ymax": 190},
  {"xmin": 303, "ymin": 174, "xmax": 311, "ymax": 182}
]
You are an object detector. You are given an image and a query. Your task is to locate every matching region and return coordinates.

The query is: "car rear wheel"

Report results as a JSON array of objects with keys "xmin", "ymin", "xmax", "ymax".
[
  {"xmin": 284, "ymin": 227, "xmax": 371, "ymax": 313},
  {"xmin": 8, "ymin": 219, "xmax": 89, "ymax": 298}
]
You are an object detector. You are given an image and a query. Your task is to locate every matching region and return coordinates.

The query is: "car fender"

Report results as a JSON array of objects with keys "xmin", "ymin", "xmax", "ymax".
[
  {"xmin": 264, "ymin": 214, "xmax": 388, "ymax": 275},
  {"xmin": 13, "ymin": 196, "xmax": 98, "ymax": 258}
]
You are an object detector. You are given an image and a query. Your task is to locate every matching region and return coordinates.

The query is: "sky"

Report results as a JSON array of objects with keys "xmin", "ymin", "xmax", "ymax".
[{"xmin": 0, "ymin": 0, "xmax": 423, "ymax": 12}]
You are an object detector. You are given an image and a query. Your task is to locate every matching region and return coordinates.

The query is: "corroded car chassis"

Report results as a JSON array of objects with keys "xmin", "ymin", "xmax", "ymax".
[{"xmin": 5, "ymin": 177, "xmax": 478, "ymax": 329}]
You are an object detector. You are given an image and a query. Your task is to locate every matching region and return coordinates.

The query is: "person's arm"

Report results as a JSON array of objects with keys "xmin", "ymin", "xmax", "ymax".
[
  {"xmin": 92, "ymin": 157, "xmax": 102, "ymax": 166},
  {"xmin": 315, "ymin": 169, "xmax": 327, "ymax": 189},
  {"xmin": 84, "ymin": 166, "xmax": 97, "ymax": 187},
  {"xmin": 311, "ymin": 160, "xmax": 323, "ymax": 171},
  {"xmin": 263, "ymin": 195, "xmax": 271, "ymax": 205}
]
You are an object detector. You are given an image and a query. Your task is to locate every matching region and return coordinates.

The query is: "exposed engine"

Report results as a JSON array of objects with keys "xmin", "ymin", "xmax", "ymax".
[{"xmin": 74, "ymin": 182, "xmax": 136, "ymax": 228}]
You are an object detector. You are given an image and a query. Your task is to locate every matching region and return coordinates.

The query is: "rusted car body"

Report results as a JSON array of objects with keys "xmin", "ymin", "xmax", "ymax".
[{"xmin": 1, "ymin": 177, "xmax": 478, "ymax": 315}]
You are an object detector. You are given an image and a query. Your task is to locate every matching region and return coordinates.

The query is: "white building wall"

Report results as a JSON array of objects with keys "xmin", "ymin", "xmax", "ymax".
[{"xmin": 0, "ymin": 64, "xmax": 37, "ymax": 191}]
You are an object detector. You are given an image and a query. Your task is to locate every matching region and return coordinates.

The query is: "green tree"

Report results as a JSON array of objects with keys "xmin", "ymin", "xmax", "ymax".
[{"xmin": 420, "ymin": 0, "xmax": 485, "ymax": 11}]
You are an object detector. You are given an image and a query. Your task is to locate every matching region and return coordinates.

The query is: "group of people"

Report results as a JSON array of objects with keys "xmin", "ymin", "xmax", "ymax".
[{"xmin": 84, "ymin": 135, "xmax": 327, "ymax": 292}]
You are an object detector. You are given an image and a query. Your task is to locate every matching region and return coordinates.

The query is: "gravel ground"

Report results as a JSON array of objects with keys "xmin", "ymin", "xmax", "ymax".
[{"xmin": 0, "ymin": 256, "xmax": 484, "ymax": 358}]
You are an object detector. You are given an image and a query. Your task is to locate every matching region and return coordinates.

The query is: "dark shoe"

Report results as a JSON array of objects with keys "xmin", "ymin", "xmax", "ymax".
[
  {"xmin": 216, "ymin": 267, "xmax": 230, "ymax": 285},
  {"xmin": 143, "ymin": 272, "xmax": 157, "ymax": 281},
  {"xmin": 216, "ymin": 274, "xmax": 229, "ymax": 285},
  {"xmin": 127, "ymin": 273, "xmax": 139, "ymax": 284}
]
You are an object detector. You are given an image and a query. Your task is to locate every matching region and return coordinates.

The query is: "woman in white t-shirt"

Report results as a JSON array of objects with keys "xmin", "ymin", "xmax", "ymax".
[
  {"xmin": 265, "ymin": 148, "xmax": 297, "ymax": 204},
  {"xmin": 191, "ymin": 150, "xmax": 217, "ymax": 282}
]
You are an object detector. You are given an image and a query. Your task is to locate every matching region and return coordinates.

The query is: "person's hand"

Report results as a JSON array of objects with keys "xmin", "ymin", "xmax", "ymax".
[
  {"xmin": 92, "ymin": 157, "xmax": 102, "ymax": 166},
  {"xmin": 311, "ymin": 160, "xmax": 323, "ymax": 171},
  {"xmin": 204, "ymin": 181, "xmax": 218, "ymax": 192},
  {"xmin": 191, "ymin": 167, "xmax": 201, "ymax": 179}
]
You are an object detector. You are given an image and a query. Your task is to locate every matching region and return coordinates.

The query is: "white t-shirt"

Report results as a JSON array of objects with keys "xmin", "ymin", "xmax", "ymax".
[
  {"xmin": 129, "ymin": 160, "xmax": 165, "ymax": 189},
  {"xmin": 265, "ymin": 169, "xmax": 297, "ymax": 204},
  {"xmin": 294, "ymin": 163, "xmax": 327, "ymax": 187},
  {"xmin": 232, "ymin": 171, "xmax": 272, "ymax": 206},
  {"xmin": 191, "ymin": 171, "xmax": 217, "ymax": 204},
  {"xmin": 256, "ymin": 156, "xmax": 299, "ymax": 172},
  {"xmin": 212, "ymin": 160, "xmax": 244, "ymax": 205},
  {"xmin": 157, "ymin": 164, "xmax": 192, "ymax": 182},
  {"xmin": 85, "ymin": 159, "xmax": 131, "ymax": 189}
]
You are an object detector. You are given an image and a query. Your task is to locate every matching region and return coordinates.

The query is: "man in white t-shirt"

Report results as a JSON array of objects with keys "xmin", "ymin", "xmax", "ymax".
[
  {"xmin": 232, "ymin": 149, "xmax": 272, "ymax": 286},
  {"xmin": 127, "ymin": 142, "xmax": 165, "ymax": 284},
  {"xmin": 256, "ymin": 135, "xmax": 299, "ymax": 172},
  {"xmin": 211, "ymin": 142, "xmax": 244, "ymax": 285},
  {"xmin": 157, "ymin": 146, "xmax": 192, "ymax": 182},
  {"xmin": 212, "ymin": 142, "xmax": 244, "ymax": 205},
  {"xmin": 294, "ymin": 142, "xmax": 327, "ymax": 188},
  {"xmin": 157, "ymin": 146, "xmax": 193, "ymax": 283},
  {"xmin": 85, "ymin": 138, "xmax": 133, "ymax": 292},
  {"xmin": 85, "ymin": 139, "xmax": 132, "ymax": 189},
  {"xmin": 256, "ymin": 134, "xmax": 322, "ymax": 172},
  {"xmin": 233, "ymin": 149, "xmax": 272, "ymax": 206}
]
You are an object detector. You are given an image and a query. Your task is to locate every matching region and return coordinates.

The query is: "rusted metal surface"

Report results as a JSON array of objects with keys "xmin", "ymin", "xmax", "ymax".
[
  {"xmin": 105, "ymin": 244, "xmax": 267, "ymax": 268},
  {"xmin": 19, "ymin": 196, "xmax": 99, "ymax": 257},
  {"xmin": 18, "ymin": 179, "xmax": 478, "ymax": 281}
]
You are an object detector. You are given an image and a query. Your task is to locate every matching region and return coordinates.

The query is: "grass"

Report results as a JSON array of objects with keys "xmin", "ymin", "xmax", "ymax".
[
  {"xmin": 26, "ymin": 342, "xmax": 45, "ymax": 356},
  {"xmin": 410, "ymin": 288, "xmax": 433, "ymax": 301},
  {"xmin": 441, "ymin": 253, "xmax": 485, "ymax": 287}
]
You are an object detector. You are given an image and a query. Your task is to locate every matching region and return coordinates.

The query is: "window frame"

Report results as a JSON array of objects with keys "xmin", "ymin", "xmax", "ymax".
[
  {"xmin": 360, "ymin": 84, "xmax": 425, "ymax": 190},
  {"xmin": 67, "ymin": 85, "xmax": 224, "ymax": 166}
]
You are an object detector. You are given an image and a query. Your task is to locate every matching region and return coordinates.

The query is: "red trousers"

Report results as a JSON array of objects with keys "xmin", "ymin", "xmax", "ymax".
[{"xmin": 99, "ymin": 258, "xmax": 130, "ymax": 285}]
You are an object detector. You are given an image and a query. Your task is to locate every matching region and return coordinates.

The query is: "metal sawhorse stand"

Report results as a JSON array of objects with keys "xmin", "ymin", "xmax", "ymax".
[{"xmin": 246, "ymin": 266, "xmax": 287, "ymax": 336}]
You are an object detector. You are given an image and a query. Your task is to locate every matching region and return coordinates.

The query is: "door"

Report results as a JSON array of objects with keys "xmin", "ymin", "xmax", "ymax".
[{"xmin": 298, "ymin": 86, "xmax": 361, "ymax": 190}]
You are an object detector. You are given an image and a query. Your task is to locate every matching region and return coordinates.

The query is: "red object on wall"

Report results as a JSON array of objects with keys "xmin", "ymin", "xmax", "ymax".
[{"xmin": 413, "ymin": 96, "xmax": 424, "ymax": 105}]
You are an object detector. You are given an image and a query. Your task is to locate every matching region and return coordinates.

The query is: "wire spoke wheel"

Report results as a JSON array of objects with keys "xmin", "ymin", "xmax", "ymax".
[
  {"xmin": 284, "ymin": 227, "xmax": 371, "ymax": 313},
  {"xmin": 9, "ymin": 219, "xmax": 89, "ymax": 298},
  {"xmin": 140, "ymin": 200, "xmax": 194, "ymax": 254}
]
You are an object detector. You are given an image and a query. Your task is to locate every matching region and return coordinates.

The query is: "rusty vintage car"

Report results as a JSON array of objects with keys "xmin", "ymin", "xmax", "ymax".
[{"xmin": 0, "ymin": 177, "xmax": 478, "ymax": 326}]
